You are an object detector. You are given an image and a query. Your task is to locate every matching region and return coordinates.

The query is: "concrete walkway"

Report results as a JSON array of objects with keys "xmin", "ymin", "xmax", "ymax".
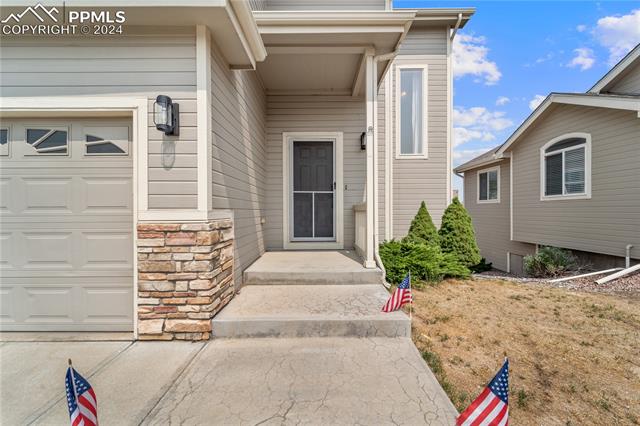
[{"xmin": 0, "ymin": 338, "xmax": 458, "ymax": 425}]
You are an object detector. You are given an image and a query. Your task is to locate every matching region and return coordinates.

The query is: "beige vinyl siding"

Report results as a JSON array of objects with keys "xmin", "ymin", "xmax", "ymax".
[
  {"xmin": 397, "ymin": 25, "xmax": 448, "ymax": 56},
  {"xmin": 257, "ymin": 0, "xmax": 386, "ymax": 10},
  {"xmin": 511, "ymin": 104, "xmax": 640, "ymax": 259},
  {"xmin": 463, "ymin": 160, "xmax": 535, "ymax": 271},
  {"xmin": 392, "ymin": 26, "xmax": 449, "ymax": 237},
  {"xmin": 607, "ymin": 60, "xmax": 640, "ymax": 94},
  {"xmin": 264, "ymin": 96, "xmax": 365, "ymax": 249},
  {"xmin": 0, "ymin": 27, "xmax": 198, "ymax": 210},
  {"xmin": 210, "ymin": 42, "xmax": 267, "ymax": 288}
]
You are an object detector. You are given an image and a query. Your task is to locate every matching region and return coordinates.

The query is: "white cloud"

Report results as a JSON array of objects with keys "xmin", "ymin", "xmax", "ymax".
[
  {"xmin": 453, "ymin": 106, "xmax": 513, "ymax": 148},
  {"xmin": 567, "ymin": 47, "xmax": 595, "ymax": 70},
  {"xmin": 452, "ymin": 34, "xmax": 502, "ymax": 85},
  {"xmin": 595, "ymin": 9, "xmax": 640, "ymax": 65},
  {"xmin": 576, "ymin": 24, "xmax": 587, "ymax": 32},
  {"xmin": 496, "ymin": 96, "xmax": 510, "ymax": 106},
  {"xmin": 535, "ymin": 52, "xmax": 554, "ymax": 64},
  {"xmin": 529, "ymin": 94, "xmax": 546, "ymax": 111}
]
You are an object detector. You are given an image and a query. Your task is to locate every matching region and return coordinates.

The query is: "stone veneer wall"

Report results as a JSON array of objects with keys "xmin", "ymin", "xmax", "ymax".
[{"xmin": 136, "ymin": 219, "xmax": 234, "ymax": 340}]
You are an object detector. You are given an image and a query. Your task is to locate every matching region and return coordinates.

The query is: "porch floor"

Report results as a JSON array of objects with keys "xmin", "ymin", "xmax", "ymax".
[{"xmin": 243, "ymin": 250, "xmax": 382, "ymax": 285}]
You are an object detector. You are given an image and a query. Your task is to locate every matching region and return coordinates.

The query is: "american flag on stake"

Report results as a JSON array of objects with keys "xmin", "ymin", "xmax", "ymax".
[
  {"xmin": 457, "ymin": 358, "xmax": 509, "ymax": 426},
  {"xmin": 382, "ymin": 273, "xmax": 412, "ymax": 313},
  {"xmin": 65, "ymin": 359, "xmax": 98, "ymax": 426}
]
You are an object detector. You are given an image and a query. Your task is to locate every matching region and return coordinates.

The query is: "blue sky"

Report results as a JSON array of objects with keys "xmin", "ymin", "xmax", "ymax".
[{"xmin": 395, "ymin": 1, "xmax": 640, "ymax": 196}]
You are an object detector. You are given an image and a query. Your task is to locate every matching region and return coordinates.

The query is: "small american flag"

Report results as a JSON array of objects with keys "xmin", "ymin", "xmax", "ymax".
[
  {"xmin": 457, "ymin": 359, "xmax": 509, "ymax": 426},
  {"xmin": 65, "ymin": 362, "xmax": 98, "ymax": 426},
  {"xmin": 382, "ymin": 273, "xmax": 412, "ymax": 312}
]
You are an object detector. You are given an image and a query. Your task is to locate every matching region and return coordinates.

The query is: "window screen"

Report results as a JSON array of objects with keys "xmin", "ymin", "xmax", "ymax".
[
  {"xmin": 478, "ymin": 169, "xmax": 498, "ymax": 201},
  {"xmin": 545, "ymin": 153, "xmax": 563, "ymax": 196}
]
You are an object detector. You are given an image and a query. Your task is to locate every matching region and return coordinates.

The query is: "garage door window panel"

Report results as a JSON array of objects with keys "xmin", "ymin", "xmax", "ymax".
[
  {"xmin": 84, "ymin": 127, "xmax": 130, "ymax": 156},
  {"xmin": 0, "ymin": 128, "xmax": 8, "ymax": 156},
  {"xmin": 26, "ymin": 128, "xmax": 68, "ymax": 155}
]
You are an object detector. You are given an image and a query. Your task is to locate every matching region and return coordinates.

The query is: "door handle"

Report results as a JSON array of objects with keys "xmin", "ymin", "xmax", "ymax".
[{"xmin": 333, "ymin": 182, "xmax": 336, "ymax": 190}]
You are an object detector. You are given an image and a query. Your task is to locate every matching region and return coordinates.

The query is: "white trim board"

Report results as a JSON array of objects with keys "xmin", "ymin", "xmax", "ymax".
[
  {"xmin": 281, "ymin": 132, "xmax": 344, "ymax": 250},
  {"xmin": 196, "ymin": 24, "xmax": 213, "ymax": 214},
  {"xmin": 589, "ymin": 45, "xmax": 640, "ymax": 93},
  {"xmin": 496, "ymin": 93, "xmax": 640, "ymax": 156}
]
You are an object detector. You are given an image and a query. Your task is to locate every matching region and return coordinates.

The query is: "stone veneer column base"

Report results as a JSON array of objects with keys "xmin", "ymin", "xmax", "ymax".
[{"xmin": 136, "ymin": 219, "xmax": 234, "ymax": 341}]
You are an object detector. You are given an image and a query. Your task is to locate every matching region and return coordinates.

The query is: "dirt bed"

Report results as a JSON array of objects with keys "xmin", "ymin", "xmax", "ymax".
[{"xmin": 410, "ymin": 278, "xmax": 640, "ymax": 426}]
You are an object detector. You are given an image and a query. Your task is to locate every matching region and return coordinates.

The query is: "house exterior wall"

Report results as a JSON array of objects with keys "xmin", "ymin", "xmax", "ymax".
[
  {"xmin": 391, "ymin": 26, "xmax": 450, "ymax": 237},
  {"xmin": 0, "ymin": 27, "xmax": 199, "ymax": 210},
  {"xmin": 264, "ymin": 95, "xmax": 366, "ymax": 249},
  {"xmin": 607, "ymin": 60, "xmax": 640, "ymax": 94},
  {"xmin": 210, "ymin": 40, "xmax": 267, "ymax": 288},
  {"xmin": 463, "ymin": 159, "xmax": 535, "ymax": 272},
  {"xmin": 510, "ymin": 104, "xmax": 640, "ymax": 260}
]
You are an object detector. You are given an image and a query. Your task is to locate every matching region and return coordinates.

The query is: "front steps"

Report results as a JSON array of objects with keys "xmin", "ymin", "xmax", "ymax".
[
  {"xmin": 242, "ymin": 250, "xmax": 383, "ymax": 285},
  {"xmin": 211, "ymin": 284, "xmax": 410, "ymax": 338}
]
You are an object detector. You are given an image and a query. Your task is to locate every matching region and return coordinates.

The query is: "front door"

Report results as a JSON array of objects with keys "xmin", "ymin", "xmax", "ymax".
[{"xmin": 291, "ymin": 140, "xmax": 335, "ymax": 241}]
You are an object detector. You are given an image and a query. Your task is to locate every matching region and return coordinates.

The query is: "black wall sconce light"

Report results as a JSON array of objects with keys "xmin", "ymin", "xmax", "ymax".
[
  {"xmin": 153, "ymin": 95, "xmax": 179, "ymax": 136},
  {"xmin": 360, "ymin": 131, "xmax": 366, "ymax": 150}
]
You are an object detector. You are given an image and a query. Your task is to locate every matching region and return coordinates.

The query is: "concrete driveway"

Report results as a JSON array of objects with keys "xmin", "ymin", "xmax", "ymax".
[{"xmin": 0, "ymin": 336, "xmax": 458, "ymax": 425}]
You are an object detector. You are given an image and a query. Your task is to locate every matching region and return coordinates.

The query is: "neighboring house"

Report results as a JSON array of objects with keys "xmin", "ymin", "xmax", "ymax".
[
  {"xmin": 455, "ymin": 45, "xmax": 640, "ymax": 275},
  {"xmin": 0, "ymin": 1, "xmax": 473, "ymax": 338}
]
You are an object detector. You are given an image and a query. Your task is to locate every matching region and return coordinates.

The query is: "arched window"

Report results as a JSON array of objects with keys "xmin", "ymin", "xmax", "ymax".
[{"xmin": 541, "ymin": 133, "xmax": 591, "ymax": 199}]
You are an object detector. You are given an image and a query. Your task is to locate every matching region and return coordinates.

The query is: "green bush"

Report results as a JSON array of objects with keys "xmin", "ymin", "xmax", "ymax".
[
  {"xmin": 379, "ymin": 240, "xmax": 470, "ymax": 284},
  {"xmin": 404, "ymin": 201, "xmax": 439, "ymax": 247},
  {"xmin": 523, "ymin": 246, "xmax": 577, "ymax": 277},
  {"xmin": 438, "ymin": 197, "xmax": 481, "ymax": 267}
]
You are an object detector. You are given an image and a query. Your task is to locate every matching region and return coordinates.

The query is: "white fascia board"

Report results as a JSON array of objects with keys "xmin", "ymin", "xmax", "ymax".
[
  {"xmin": 454, "ymin": 157, "xmax": 504, "ymax": 174},
  {"xmin": 253, "ymin": 11, "xmax": 416, "ymax": 26},
  {"xmin": 496, "ymin": 93, "xmax": 640, "ymax": 156},
  {"xmin": 230, "ymin": 0, "xmax": 267, "ymax": 62},
  {"xmin": 589, "ymin": 46, "xmax": 640, "ymax": 93},
  {"xmin": 1, "ymin": 0, "xmax": 227, "ymax": 6}
]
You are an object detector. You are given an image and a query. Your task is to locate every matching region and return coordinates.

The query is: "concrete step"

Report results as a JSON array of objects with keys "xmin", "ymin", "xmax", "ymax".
[
  {"xmin": 243, "ymin": 250, "xmax": 382, "ymax": 285},
  {"xmin": 211, "ymin": 284, "xmax": 410, "ymax": 338}
]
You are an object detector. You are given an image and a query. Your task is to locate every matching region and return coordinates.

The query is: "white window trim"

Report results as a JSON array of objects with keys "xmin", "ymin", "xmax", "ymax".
[
  {"xmin": 395, "ymin": 62, "xmax": 428, "ymax": 159},
  {"xmin": 282, "ymin": 132, "xmax": 344, "ymax": 250},
  {"xmin": 540, "ymin": 132, "xmax": 592, "ymax": 201},
  {"xmin": 477, "ymin": 165, "xmax": 500, "ymax": 204}
]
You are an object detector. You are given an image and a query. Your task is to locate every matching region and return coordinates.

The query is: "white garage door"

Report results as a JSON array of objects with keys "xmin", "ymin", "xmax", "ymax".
[{"xmin": 0, "ymin": 118, "xmax": 134, "ymax": 331}]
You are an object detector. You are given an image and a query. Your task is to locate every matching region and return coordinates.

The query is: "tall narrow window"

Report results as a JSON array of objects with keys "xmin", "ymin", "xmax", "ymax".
[
  {"xmin": 542, "ymin": 134, "xmax": 590, "ymax": 199},
  {"xmin": 396, "ymin": 64, "xmax": 427, "ymax": 158},
  {"xmin": 477, "ymin": 167, "xmax": 500, "ymax": 203}
]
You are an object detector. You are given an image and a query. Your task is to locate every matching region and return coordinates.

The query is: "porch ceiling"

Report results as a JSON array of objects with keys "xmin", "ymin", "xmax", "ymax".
[{"xmin": 254, "ymin": 11, "xmax": 415, "ymax": 96}]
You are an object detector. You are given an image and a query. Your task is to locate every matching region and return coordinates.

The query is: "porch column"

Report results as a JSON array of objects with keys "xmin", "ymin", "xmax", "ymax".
[{"xmin": 364, "ymin": 50, "xmax": 377, "ymax": 268}]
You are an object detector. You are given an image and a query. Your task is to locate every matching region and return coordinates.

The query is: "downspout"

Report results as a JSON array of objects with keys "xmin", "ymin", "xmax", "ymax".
[
  {"xmin": 373, "ymin": 52, "xmax": 398, "ymax": 289},
  {"xmin": 626, "ymin": 244, "xmax": 634, "ymax": 269}
]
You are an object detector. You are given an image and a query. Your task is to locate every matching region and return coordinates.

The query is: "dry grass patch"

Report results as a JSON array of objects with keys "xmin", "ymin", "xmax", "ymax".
[{"xmin": 410, "ymin": 279, "xmax": 640, "ymax": 426}]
